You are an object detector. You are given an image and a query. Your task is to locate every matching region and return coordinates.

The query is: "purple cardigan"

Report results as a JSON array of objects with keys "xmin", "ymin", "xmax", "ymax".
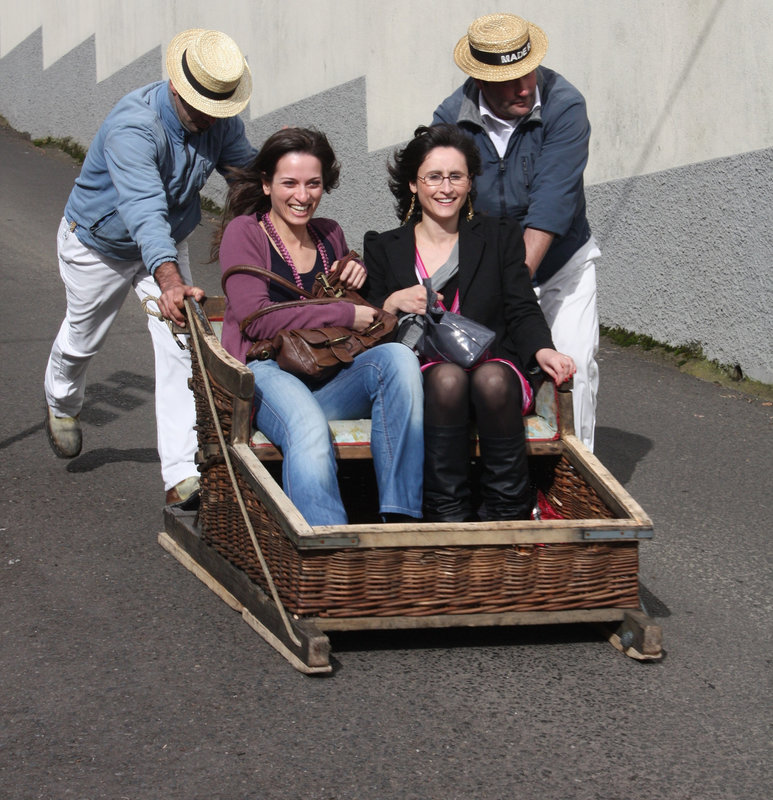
[{"xmin": 219, "ymin": 215, "xmax": 357, "ymax": 364}]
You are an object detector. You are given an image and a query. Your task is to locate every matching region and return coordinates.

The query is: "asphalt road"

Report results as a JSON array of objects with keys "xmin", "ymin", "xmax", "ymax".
[{"xmin": 1, "ymin": 123, "xmax": 771, "ymax": 800}]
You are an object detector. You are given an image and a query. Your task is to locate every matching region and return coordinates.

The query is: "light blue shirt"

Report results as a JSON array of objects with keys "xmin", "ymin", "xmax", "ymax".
[{"xmin": 65, "ymin": 81, "xmax": 256, "ymax": 274}]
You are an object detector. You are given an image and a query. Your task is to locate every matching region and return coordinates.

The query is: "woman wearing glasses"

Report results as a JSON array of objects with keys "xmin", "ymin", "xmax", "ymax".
[{"xmin": 363, "ymin": 124, "xmax": 575, "ymax": 522}]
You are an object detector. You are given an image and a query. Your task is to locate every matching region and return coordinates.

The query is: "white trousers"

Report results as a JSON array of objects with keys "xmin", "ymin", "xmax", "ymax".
[
  {"xmin": 534, "ymin": 240, "xmax": 600, "ymax": 451},
  {"xmin": 44, "ymin": 217, "xmax": 197, "ymax": 490}
]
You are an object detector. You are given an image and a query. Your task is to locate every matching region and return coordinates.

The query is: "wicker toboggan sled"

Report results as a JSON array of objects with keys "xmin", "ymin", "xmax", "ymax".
[{"xmin": 159, "ymin": 298, "xmax": 662, "ymax": 673}]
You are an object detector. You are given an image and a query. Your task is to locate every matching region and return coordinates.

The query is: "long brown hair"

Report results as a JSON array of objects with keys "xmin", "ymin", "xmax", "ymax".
[{"xmin": 210, "ymin": 127, "xmax": 341, "ymax": 260}]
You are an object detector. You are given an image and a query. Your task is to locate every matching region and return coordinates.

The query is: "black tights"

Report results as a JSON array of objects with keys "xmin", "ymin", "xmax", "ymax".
[{"xmin": 423, "ymin": 361, "xmax": 524, "ymax": 436}]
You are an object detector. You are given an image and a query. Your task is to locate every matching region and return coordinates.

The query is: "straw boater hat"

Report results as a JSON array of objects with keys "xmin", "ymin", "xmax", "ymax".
[
  {"xmin": 166, "ymin": 28, "xmax": 252, "ymax": 117},
  {"xmin": 453, "ymin": 13, "xmax": 548, "ymax": 81}
]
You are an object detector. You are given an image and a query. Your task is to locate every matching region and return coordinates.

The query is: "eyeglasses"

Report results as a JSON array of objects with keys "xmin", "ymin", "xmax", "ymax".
[{"xmin": 416, "ymin": 172, "xmax": 471, "ymax": 187}]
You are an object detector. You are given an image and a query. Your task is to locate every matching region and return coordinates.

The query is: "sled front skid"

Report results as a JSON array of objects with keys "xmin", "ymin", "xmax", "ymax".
[
  {"xmin": 160, "ymin": 509, "xmax": 662, "ymax": 673},
  {"xmin": 160, "ymin": 509, "xmax": 332, "ymax": 674}
]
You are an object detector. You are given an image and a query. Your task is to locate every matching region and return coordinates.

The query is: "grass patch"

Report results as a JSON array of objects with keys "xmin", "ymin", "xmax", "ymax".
[
  {"xmin": 32, "ymin": 135, "xmax": 88, "ymax": 164},
  {"xmin": 602, "ymin": 326, "xmax": 704, "ymax": 363},
  {"xmin": 600, "ymin": 325, "xmax": 773, "ymax": 402},
  {"xmin": 200, "ymin": 195, "xmax": 224, "ymax": 216}
]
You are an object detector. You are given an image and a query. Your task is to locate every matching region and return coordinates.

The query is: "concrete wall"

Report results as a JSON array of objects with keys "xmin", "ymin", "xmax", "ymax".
[{"xmin": 1, "ymin": 0, "xmax": 771, "ymax": 381}]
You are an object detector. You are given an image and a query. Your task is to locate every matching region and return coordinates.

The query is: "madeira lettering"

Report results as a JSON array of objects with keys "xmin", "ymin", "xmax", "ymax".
[{"xmin": 499, "ymin": 41, "xmax": 531, "ymax": 64}]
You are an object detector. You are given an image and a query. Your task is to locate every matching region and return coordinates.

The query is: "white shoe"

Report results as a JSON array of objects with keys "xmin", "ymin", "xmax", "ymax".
[
  {"xmin": 165, "ymin": 476, "xmax": 201, "ymax": 509},
  {"xmin": 45, "ymin": 405, "xmax": 82, "ymax": 458}
]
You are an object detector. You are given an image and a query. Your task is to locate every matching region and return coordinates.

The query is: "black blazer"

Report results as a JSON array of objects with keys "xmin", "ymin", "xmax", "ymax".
[{"xmin": 362, "ymin": 215, "xmax": 554, "ymax": 372}]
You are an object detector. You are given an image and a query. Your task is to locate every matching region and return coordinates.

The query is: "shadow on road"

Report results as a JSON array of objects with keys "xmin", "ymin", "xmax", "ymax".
[
  {"xmin": 80, "ymin": 370, "xmax": 155, "ymax": 425},
  {"xmin": 65, "ymin": 446, "xmax": 159, "ymax": 473},
  {"xmin": 331, "ymin": 622, "xmax": 600, "ymax": 653},
  {"xmin": 0, "ymin": 422, "xmax": 46, "ymax": 452},
  {"xmin": 594, "ymin": 425, "xmax": 652, "ymax": 485}
]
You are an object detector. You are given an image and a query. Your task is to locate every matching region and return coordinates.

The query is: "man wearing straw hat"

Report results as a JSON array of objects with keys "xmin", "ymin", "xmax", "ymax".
[
  {"xmin": 433, "ymin": 13, "xmax": 600, "ymax": 451},
  {"xmin": 44, "ymin": 29, "xmax": 256, "ymax": 508}
]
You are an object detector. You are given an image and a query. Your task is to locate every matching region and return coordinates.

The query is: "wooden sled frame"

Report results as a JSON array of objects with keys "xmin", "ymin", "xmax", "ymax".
[{"xmin": 159, "ymin": 297, "xmax": 662, "ymax": 673}]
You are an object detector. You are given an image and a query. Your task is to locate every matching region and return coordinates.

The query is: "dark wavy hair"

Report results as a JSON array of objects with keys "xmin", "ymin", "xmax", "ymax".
[
  {"xmin": 388, "ymin": 124, "xmax": 482, "ymax": 223},
  {"xmin": 211, "ymin": 127, "xmax": 341, "ymax": 259}
]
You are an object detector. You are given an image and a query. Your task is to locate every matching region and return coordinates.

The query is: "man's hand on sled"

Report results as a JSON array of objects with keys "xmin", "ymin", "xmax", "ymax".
[{"xmin": 155, "ymin": 262, "xmax": 205, "ymax": 326}]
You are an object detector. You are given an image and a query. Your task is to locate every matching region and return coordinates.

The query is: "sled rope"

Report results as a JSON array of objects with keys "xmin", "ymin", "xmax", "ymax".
[
  {"xmin": 185, "ymin": 299, "xmax": 302, "ymax": 647},
  {"xmin": 141, "ymin": 295, "xmax": 187, "ymax": 349}
]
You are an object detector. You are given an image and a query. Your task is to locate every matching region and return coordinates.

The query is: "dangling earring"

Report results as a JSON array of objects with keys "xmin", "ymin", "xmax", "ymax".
[
  {"xmin": 466, "ymin": 196, "xmax": 474, "ymax": 222},
  {"xmin": 403, "ymin": 193, "xmax": 416, "ymax": 225}
]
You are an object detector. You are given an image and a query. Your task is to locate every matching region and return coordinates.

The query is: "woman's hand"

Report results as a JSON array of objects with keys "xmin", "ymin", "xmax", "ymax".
[
  {"xmin": 331, "ymin": 256, "xmax": 367, "ymax": 290},
  {"xmin": 383, "ymin": 285, "xmax": 443, "ymax": 316},
  {"xmin": 352, "ymin": 304, "xmax": 378, "ymax": 331},
  {"xmin": 535, "ymin": 348, "xmax": 576, "ymax": 385}
]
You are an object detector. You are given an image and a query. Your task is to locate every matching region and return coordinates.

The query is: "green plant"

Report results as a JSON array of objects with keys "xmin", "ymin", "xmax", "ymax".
[{"xmin": 32, "ymin": 135, "xmax": 88, "ymax": 164}]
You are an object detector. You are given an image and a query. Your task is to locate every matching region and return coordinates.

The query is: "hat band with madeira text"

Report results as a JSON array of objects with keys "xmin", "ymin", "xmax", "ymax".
[
  {"xmin": 453, "ymin": 13, "xmax": 547, "ymax": 81},
  {"xmin": 469, "ymin": 38, "xmax": 531, "ymax": 67}
]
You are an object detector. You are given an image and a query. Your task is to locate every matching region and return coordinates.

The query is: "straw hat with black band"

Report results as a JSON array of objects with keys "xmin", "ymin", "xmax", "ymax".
[
  {"xmin": 166, "ymin": 28, "xmax": 252, "ymax": 118},
  {"xmin": 453, "ymin": 13, "xmax": 548, "ymax": 82}
]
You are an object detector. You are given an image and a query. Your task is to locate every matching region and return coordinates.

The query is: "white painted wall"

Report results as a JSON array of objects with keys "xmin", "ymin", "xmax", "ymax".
[
  {"xmin": 2, "ymin": 0, "xmax": 772, "ymax": 381},
  {"xmin": 3, "ymin": 0, "xmax": 771, "ymax": 183}
]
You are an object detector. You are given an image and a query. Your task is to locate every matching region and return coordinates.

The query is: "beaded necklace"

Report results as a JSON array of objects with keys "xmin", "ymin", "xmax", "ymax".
[{"xmin": 261, "ymin": 211, "xmax": 330, "ymax": 294}]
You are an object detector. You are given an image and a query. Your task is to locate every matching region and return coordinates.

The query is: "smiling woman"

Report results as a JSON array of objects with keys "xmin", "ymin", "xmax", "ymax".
[
  {"xmin": 363, "ymin": 124, "xmax": 576, "ymax": 522},
  {"xmin": 411, "ymin": 147, "xmax": 471, "ymax": 232},
  {"xmin": 262, "ymin": 152, "xmax": 324, "ymax": 230},
  {"xmin": 209, "ymin": 128, "xmax": 425, "ymax": 526}
]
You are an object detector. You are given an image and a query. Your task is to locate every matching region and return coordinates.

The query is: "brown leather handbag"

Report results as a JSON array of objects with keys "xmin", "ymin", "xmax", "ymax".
[{"xmin": 221, "ymin": 254, "xmax": 398, "ymax": 382}]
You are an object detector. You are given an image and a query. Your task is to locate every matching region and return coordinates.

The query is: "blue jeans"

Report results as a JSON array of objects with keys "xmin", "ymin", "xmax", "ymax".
[{"xmin": 248, "ymin": 342, "xmax": 423, "ymax": 526}]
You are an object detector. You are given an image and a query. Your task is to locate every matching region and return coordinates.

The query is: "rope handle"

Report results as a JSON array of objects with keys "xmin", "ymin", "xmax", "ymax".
[
  {"xmin": 141, "ymin": 295, "xmax": 188, "ymax": 350},
  {"xmin": 184, "ymin": 297, "xmax": 302, "ymax": 648}
]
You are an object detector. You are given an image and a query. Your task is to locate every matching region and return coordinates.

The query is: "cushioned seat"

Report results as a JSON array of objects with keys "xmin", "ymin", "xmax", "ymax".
[
  {"xmin": 210, "ymin": 319, "xmax": 560, "ymax": 461},
  {"xmin": 249, "ymin": 377, "xmax": 560, "ymax": 460}
]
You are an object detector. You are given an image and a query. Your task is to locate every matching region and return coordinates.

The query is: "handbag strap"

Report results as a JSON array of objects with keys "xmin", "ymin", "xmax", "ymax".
[
  {"xmin": 221, "ymin": 265, "xmax": 344, "ymax": 336},
  {"xmin": 221, "ymin": 264, "xmax": 315, "ymax": 298},
  {"xmin": 414, "ymin": 247, "xmax": 461, "ymax": 313},
  {"xmin": 222, "ymin": 251, "xmax": 362, "ymax": 296},
  {"xmin": 239, "ymin": 297, "xmax": 344, "ymax": 335}
]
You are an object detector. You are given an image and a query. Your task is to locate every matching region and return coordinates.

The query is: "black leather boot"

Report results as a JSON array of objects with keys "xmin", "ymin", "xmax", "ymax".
[
  {"xmin": 423, "ymin": 425, "xmax": 473, "ymax": 522},
  {"xmin": 478, "ymin": 435, "xmax": 533, "ymax": 521}
]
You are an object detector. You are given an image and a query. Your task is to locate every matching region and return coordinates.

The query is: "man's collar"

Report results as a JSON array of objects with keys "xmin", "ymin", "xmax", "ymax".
[
  {"xmin": 458, "ymin": 71, "xmax": 544, "ymax": 129},
  {"xmin": 478, "ymin": 84, "xmax": 542, "ymax": 128},
  {"xmin": 478, "ymin": 92, "xmax": 510, "ymax": 129}
]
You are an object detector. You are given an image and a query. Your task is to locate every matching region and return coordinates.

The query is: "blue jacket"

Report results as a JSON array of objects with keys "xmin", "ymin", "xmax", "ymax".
[
  {"xmin": 65, "ymin": 81, "xmax": 256, "ymax": 274},
  {"xmin": 432, "ymin": 67, "xmax": 591, "ymax": 284}
]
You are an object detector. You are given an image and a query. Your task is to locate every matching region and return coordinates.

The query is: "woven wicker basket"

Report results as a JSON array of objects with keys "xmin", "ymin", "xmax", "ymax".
[{"xmin": 192, "ymin": 351, "xmax": 640, "ymax": 619}]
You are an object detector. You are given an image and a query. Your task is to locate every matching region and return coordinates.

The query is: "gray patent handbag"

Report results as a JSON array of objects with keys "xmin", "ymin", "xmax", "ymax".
[{"xmin": 414, "ymin": 279, "xmax": 495, "ymax": 368}]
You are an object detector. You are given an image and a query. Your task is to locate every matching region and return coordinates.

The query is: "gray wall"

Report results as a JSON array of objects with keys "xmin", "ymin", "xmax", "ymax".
[
  {"xmin": 1, "ymin": 1, "xmax": 771, "ymax": 382},
  {"xmin": 590, "ymin": 149, "xmax": 772, "ymax": 380}
]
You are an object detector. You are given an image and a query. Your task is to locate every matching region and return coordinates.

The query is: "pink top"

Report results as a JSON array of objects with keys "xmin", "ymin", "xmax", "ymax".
[
  {"xmin": 219, "ymin": 214, "xmax": 357, "ymax": 364},
  {"xmin": 414, "ymin": 247, "xmax": 460, "ymax": 312}
]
